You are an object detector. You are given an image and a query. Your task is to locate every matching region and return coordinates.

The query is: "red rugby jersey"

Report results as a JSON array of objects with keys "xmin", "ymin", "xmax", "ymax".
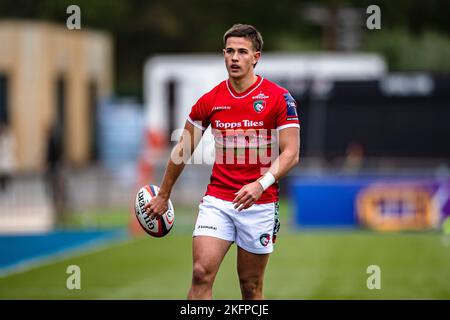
[{"xmin": 188, "ymin": 75, "xmax": 300, "ymax": 204}]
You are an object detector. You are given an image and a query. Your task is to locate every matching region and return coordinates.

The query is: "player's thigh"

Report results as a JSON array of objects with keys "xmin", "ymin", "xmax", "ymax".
[
  {"xmin": 234, "ymin": 202, "xmax": 278, "ymax": 254},
  {"xmin": 192, "ymin": 235, "xmax": 232, "ymax": 274},
  {"xmin": 193, "ymin": 195, "xmax": 236, "ymax": 242},
  {"xmin": 237, "ymin": 246, "xmax": 270, "ymax": 282}
]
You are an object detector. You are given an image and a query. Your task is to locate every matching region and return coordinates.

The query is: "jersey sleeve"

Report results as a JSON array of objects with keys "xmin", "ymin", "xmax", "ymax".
[
  {"xmin": 275, "ymin": 91, "xmax": 300, "ymax": 130},
  {"xmin": 187, "ymin": 93, "xmax": 212, "ymax": 131}
]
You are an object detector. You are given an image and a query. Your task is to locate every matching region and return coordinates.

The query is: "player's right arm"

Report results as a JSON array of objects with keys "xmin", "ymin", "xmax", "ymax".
[{"xmin": 144, "ymin": 120, "xmax": 203, "ymax": 219}]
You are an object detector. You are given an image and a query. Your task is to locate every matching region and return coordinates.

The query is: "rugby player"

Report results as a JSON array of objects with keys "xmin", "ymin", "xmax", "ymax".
[{"xmin": 144, "ymin": 24, "xmax": 300, "ymax": 300}]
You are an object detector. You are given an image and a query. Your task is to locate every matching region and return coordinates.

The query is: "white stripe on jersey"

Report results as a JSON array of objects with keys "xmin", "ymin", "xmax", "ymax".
[
  {"xmin": 276, "ymin": 123, "xmax": 300, "ymax": 131},
  {"xmin": 187, "ymin": 116, "xmax": 206, "ymax": 130},
  {"xmin": 226, "ymin": 76, "xmax": 264, "ymax": 99}
]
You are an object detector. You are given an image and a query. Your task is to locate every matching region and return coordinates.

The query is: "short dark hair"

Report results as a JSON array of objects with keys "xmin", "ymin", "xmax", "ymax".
[{"xmin": 223, "ymin": 24, "xmax": 263, "ymax": 52}]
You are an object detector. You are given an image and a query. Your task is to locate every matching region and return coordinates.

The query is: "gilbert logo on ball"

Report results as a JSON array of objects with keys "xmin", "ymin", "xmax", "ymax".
[{"xmin": 134, "ymin": 185, "xmax": 175, "ymax": 237}]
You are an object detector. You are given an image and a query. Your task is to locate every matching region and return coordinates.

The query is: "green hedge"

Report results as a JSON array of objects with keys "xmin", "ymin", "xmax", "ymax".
[{"xmin": 364, "ymin": 28, "xmax": 450, "ymax": 71}]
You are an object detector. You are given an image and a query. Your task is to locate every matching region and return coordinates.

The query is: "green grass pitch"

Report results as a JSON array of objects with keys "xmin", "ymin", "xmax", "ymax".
[{"xmin": 1, "ymin": 231, "xmax": 449, "ymax": 299}]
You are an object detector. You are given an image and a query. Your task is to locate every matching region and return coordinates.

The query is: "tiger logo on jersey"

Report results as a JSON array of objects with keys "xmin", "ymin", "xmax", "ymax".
[
  {"xmin": 253, "ymin": 100, "xmax": 266, "ymax": 113},
  {"xmin": 284, "ymin": 93, "xmax": 298, "ymax": 120}
]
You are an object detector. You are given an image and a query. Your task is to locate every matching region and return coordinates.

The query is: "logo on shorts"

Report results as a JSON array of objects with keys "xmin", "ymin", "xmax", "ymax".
[
  {"xmin": 197, "ymin": 225, "xmax": 217, "ymax": 230},
  {"xmin": 259, "ymin": 233, "xmax": 271, "ymax": 247}
]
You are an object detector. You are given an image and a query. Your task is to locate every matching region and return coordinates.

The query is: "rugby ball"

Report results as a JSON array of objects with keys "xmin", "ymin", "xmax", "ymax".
[{"xmin": 134, "ymin": 185, "xmax": 175, "ymax": 237}]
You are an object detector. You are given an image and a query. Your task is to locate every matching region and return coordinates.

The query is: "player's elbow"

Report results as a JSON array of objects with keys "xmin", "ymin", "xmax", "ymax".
[
  {"xmin": 292, "ymin": 152, "xmax": 300, "ymax": 167},
  {"xmin": 295, "ymin": 152, "xmax": 300, "ymax": 164},
  {"xmin": 283, "ymin": 149, "xmax": 299, "ymax": 168}
]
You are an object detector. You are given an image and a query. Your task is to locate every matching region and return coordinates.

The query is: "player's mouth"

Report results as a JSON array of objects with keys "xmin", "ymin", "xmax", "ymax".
[{"xmin": 230, "ymin": 64, "xmax": 240, "ymax": 70}]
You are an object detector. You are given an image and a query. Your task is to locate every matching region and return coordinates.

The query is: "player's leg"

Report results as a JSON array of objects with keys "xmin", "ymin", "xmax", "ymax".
[
  {"xmin": 187, "ymin": 235, "xmax": 232, "ymax": 299},
  {"xmin": 237, "ymin": 247, "xmax": 270, "ymax": 299},
  {"xmin": 188, "ymin": 195, "xmax": 236, "ymax": 299},
  {"xmin": 233, "ymin": 201, "xmax": 279, "ymax": 299}
]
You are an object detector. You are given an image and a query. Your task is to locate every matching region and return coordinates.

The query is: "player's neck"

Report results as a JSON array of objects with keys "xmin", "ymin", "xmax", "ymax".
[{"xmin": 228, "ymin": 73, "xmax": 258, "ymax": 94}]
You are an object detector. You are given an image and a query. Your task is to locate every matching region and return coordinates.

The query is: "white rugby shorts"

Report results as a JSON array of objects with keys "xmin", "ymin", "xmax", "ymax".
[{"xmin": 193, "ymin": 195, "xmax": 280, "ymax": 254}]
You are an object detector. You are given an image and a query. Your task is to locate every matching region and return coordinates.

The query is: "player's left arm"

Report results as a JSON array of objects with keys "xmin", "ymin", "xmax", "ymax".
[{"xmin": 233, "ymin": 127, "xmax": 300, "ymax": 211}]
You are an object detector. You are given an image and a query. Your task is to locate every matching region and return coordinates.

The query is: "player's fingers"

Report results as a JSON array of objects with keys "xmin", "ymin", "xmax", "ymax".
[
  {"xmin": 239, "ymin": 192, "xmax": 259, "ymax": 211},
  {"xmin": 144, "ymin": 198, "xmax": 159, "ymax": 212},
  {"xmin": 148, "ymin": 202, "xmax": 156, "ymax": 212},
  {"xmin": 153, "ymin": 214, "xmax": 161, "ymax": 220},
  {"xmin": 243, "ymin": 200, "xmax": 255, "ymax": 210},
  {"xmin": 152, "ymin": 203, "xmax": 168, "ymax": 219},
  {"xmin": 148, "ymin": 203, "xmax": 162, "ymax": 219},
  {"xmin": 234, "ymin": 187, "xmax": 244, "ymax": 195},
  {"xmin": 234, "ymin": 186, "xmax": 245, "ymax": 196},
  {"xmin": 149, "ymin": 206, "xmax": 156, "ymax": 217},
  {"xmin": 149, "ymin": 211, "xmax": 160, "ymax": 220},
  {"xmin": 234, "ymin": 193, "xmax": 248, "ymax": 208},
  {"xmin": 233, "ymin": 189, "xmax": 246, "ymax": 203},
  {"xmin": 238, "ymin": 198, "xmax": 254, "ymax": 211},
  {"xmin": 155, "ymin": 207, "xmax": 166, "ymax": 219},
  {"xmin": 235, "ymin": 193, "xmax": 251, "ymax": 209}
]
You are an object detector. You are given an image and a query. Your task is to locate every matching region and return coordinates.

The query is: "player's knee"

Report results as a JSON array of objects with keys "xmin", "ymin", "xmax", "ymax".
[
  {"xmin": 192, "ymin": 264, "xmax": 213, "ymax": 286},
  {"xmin": 239, "ymin": 278, "xmax": 263, "ymax": 299}
]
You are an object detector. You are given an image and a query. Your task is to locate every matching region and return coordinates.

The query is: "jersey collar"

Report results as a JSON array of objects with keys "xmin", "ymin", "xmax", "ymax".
[{"xmin": 226, "ymin": 75, "xmax": 264, "ymax": 99}]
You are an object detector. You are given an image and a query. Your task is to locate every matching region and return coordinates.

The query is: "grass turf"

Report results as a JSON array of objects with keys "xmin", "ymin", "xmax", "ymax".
[{"xmin": 0, "ymin": 231, "xmax": 449, "ymax": 299}]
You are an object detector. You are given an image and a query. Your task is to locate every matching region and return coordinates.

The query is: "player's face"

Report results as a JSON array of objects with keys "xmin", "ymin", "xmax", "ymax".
[{"xmin": 223, "ymin": 37, "xmax": 260, "ymax": 80}]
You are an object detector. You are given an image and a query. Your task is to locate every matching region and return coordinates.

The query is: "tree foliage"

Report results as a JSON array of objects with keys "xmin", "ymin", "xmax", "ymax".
[{"xmin": 1, "ymin": 0, "xmax": 448, "ymax": 98}]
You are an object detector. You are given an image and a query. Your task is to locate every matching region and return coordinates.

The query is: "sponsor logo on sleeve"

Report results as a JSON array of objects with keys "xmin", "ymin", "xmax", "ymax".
[{"xmin": 284, "ymin": 93, "xmax": 298, "ymax": 119}]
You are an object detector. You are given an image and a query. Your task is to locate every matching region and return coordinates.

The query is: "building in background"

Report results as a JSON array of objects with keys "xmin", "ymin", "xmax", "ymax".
[
  {"xmin": 0, "ymin": 20, "xmax": 113, "ymax": 172},
  {"xmin": 141, "ymin": 53, "xmax": 386, "ymax": 181}
]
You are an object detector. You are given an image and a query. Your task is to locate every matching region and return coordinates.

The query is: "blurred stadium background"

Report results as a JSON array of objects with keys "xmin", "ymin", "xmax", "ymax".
[{"xmin": 0, "ymin": 0, "xmax": 449, "ymax": 299}]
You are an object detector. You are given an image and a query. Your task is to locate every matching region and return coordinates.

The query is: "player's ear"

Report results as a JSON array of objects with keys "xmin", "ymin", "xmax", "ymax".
[
  {"xmin": 253, "ymin": 51, "xmax": 261, "ymax": 66},
  {"xmin": 222, "ymin": 48, "xmax": 226, "ymax": 57}
]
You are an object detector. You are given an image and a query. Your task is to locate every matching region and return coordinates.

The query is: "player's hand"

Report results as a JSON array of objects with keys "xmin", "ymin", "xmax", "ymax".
[
  {"xmin": 144, "ymin": 194, "xmax": 169, "ymax": 220},
  {"xmin": 233, "ymin": 182, "xmax": 264, "ymax": 212}
]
